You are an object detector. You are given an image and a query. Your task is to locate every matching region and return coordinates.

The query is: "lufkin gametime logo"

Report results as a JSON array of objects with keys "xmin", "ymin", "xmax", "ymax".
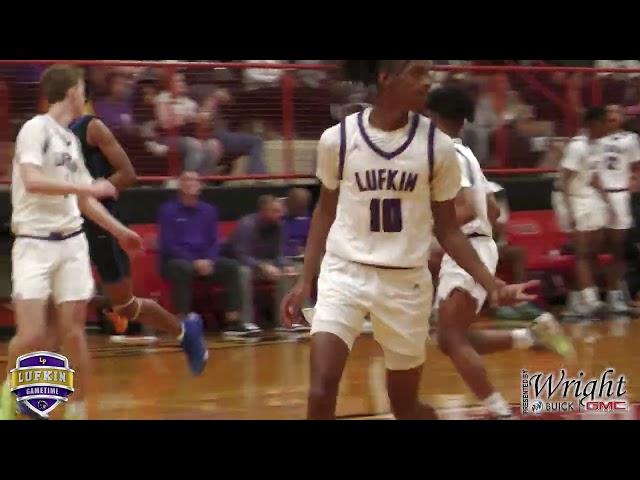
[{"xmin": 10, "ymin": 351, "xmax": 74, "ymax": 419}]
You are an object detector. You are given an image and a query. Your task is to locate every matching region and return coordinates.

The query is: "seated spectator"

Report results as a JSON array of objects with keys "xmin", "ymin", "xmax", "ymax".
[
  {"xmin": 283, "ymin": 188, "xmax": 312, "ymax": 257},
  {"xmin": 155, "ymin": 71, "xmax": 223, "ymax": 175},
  {"xmin": 158, "ymin": 171, "xmax": 260, "ymax": 336},
  {"xmin": 93, "ymin": 72, "xmax": 134, "ymax": 132},
  {"xmin": 197, "ymin": 87, "xmax": 266, "ymax": 174},
  {"xmin": 223, "ymin": 195, "xmax": 302, "ymax": 329}
]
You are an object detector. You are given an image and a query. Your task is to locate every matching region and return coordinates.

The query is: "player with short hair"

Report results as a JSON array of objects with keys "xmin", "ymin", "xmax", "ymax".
[
  {"xmin": 0, "ymin": 64, "xmax": 207, "ymax": 421},
  {"xmin": 427, "ymin": 85, "xmax": 574, "ymax": 419},
  {"xmin": 281, "ymin": 60, "xmax": 536, "ymax": 420},
  {"xmin": 67, "ymin": 112, "xmax": 215, "ymax": 349},
  {"xmin": 557, "ymin": 107, "xmax": 610, "ymax": 317},
  {"xmin": 592, "ymin": 104, "xmax": 640, "ymax": 313}
]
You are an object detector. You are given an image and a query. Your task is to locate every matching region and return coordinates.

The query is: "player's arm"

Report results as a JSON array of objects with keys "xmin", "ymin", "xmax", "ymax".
[
  {"xmin": 431, "ymin": 141, "xmax": 498, "ymax": 295},
  {"xmin": 20, "ymin": 163, "xmax": 96, "ymax": 196},
  {"xmin": 17, "ymin": 121, "xmax": 109, "ymax": 197},
  {"xmin": 77, "ymin": 195, "xmax": 130, "ymax": 239},
  {"xmin": 298, "ymin": 127, "xmax": 340, "ymax": 287},
  {"xmin": 487, "ymin": 192, "xmax": 501, "ymax": 230},
  {"xmin": 559, "ymin": 141, "xmax": 583, "ymax": 230},
  {"xmin": 299, "ymin": 186, "xmax": 338, "ymax": 287},
  {"xmin": 453, "ymin": 188, "xmax": 476, "ymax": 226},
  {"xmin": 281, "ymin": 126, "xmax": 339, "ymax": 324},
  {"xmin": 86, "ymin": 118, "xmax": 137, "ymax": 191}
]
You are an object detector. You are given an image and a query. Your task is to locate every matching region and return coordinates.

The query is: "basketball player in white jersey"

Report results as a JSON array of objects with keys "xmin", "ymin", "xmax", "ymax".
[
  {"xmin": 0, "ymin": 65, "xmax": 204, "ymax": 420},
  {"xmin": 427, "ymin": 86, "xmax": 574, "ymax": 419},
  {"xmin": 594, "ymin": 105, "xmax": 640, "ymax": 313},
  {"xmin": 280, "ymin": 60, "xmax": 537, "ymax": 420},
  {"xmin": 556, "ymin": 107, "xmax": 610, "ymax": 317}
]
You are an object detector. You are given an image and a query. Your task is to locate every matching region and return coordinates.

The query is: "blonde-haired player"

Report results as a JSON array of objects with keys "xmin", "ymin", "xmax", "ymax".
[{"xmin": 0, "ymin": 65, "xmax": 206, "ymax": 420}]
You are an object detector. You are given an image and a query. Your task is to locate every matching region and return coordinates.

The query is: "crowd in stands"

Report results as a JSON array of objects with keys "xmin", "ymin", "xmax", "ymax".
[{"xmin": 3, "ymin": 60, "xmax": 640, "ymax": 178}]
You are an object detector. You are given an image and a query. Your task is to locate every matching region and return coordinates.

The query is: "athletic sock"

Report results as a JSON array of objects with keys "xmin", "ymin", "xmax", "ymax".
[
  {"xmin": 512, "ymin": 329, "xmax": 534, "ymax": 349},
  {"xmin": 176, "ymin": 323, "xmax": 185, "ymax": 342},
  {"xmin": 482, "ymin": 391, "xmax": 511, "ymax": 417},
  {"xmin": 582, "ymin": 287, "xmax": 599, "ymax": 306}
]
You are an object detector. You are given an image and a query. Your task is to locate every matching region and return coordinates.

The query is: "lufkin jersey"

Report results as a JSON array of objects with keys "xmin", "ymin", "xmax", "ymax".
[
  {"xmin": 452, "ymin": 139, "xmax": 493, "ymax": 237},
  {"xmin": 598, "ymin": 131, "xmax": 640, "ymax": 190},
  {"xmin": 559, "ymin": 135, "xmax": 603, "ymax": 197},
  {"xmin": 11, "ymin": 114, "xmax": 94, "ymax": 236},
  {"xmin": 316, "ymin": 108, "xmax": 461, "ymax": 268}
]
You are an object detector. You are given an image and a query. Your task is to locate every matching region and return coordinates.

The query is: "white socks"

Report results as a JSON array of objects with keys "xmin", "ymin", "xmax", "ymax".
[
  {"xmin": 582, "ymin": 287, "xmax": 599, "ymax": 306},
  {"xmin": 176, "ymin": 323, "xmax": 185, "ymax": 342},
  {"xmin": 512, "ymin": 329, "xmax": 534, "ymax": 349},
  {"xmin": 483, "ymin": 392, "xmax": 511, "ymax": 417}
]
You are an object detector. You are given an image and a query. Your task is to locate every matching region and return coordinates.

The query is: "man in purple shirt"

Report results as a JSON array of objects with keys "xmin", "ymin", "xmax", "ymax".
[
  {"xmin": 225, "ymin": 195, "xmax": 301, "ymax": 329},
  {"xmin": 158, "ymin": 171, "xmax": 260, "ymax": 336},
  {"xmin": 283, "ymin": 188, "xmax": 312, "ymax": 258}
]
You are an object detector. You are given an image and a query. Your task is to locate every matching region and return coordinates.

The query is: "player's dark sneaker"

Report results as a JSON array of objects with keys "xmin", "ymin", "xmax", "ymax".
[
  {"xmin": 181, "ymin": 313, "xmax": 208, "ymax": 376},
  {"xmin": 223, "ymin": 322, "xmax": 262, "ymax": 338}
]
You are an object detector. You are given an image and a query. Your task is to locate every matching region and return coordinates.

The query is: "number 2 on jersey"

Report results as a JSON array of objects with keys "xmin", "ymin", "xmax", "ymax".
[{"xmin": 370, "ymin": 198, "xmax": 403, "ymax": 232}]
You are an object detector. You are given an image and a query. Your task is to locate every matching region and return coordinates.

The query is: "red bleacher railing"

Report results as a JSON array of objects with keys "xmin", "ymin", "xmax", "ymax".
[{"xmin": 1, "ymin": 61, "xmax": 640, "ymax": 184}]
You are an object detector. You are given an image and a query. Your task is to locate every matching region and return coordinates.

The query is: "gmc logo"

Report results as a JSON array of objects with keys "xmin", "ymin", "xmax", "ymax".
[{"xmin": 585, "ymin": 401, "xmax": 628, "ymax": 412}]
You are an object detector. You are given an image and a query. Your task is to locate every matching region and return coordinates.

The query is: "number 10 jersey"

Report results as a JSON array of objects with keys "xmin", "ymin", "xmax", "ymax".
[{"xmin": 316, "ymin": 108, "xmax": 461, "ymax": 269}]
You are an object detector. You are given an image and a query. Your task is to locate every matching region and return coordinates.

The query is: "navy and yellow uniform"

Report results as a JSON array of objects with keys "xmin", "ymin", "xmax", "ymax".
[{"xmin": 70, "ymin": 115, "xmax": 131, "ymax": 283}]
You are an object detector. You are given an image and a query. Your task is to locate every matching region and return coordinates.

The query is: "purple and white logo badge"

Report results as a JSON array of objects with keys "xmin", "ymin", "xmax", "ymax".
[{"xmin": 10, "ymin": 351, "xmax": 74, "ymax": 419}]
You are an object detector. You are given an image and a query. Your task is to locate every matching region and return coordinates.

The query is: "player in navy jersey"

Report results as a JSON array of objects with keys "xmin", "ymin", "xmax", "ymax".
[
  {"xmin": 60, "ymin": 114, "xmax": 208, "ymax": 376},
  {"xmin": 281, "ymin": 60, "xmax": 537, "ymax": 420}
]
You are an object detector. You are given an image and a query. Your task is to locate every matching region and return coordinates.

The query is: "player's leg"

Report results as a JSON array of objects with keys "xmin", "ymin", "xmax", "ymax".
[
  {"xmin": 386, "ymin": 364, "xmax": 437, "ymax": 420},
  {"xmin": 1, "ymin": 238, "xmax": 53, "ymax": 419},
  {"xmin": 50, "ymin": 234, "xmax": 96, "ymax": 419},
  {"xmin": 435, "ymin": 240, "xmax": 512, "ymax": 417},
  {"xmin": 307, "ymin": 332, "xmax": 351, "ymax": 419},
  {"xmin": 0, "ymin": 299, "xmax": 49, "ymax": 419},
  {"xmin": 603, "ymin": 192, "xmax": 632, "ymax": 312},
  {"xmin": 573, "ymin": 229, "xmax": 604, "ymax": 314},
  {"xmin": 372, "ymin": 267, "xmax": 438, "ymax": 420},
  {"xmin": 54, "ymin": 299, "xmax": 91, "ymax": 419},
  {"xmin": 105, "ymin": 280, "xmax": 207, "ymax": 376},
  {"xmin": 306, "ymin": 255, "xmax": 367, "ymax": 419}
]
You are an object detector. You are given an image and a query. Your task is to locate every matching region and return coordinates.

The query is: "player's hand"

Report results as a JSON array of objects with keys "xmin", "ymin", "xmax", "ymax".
[
  {"xmin": 193, "ymin": 259, "xmax": 214, "ymax": 276},
  {"xmin": 489, "ymin": 279, "xmax": 540, "ymax": 307},
  {"xmin": 280, "ymin": 279, "xmax": 311, "ymax": 328},
  {"xmin": 116, "ymin": 228, "xmax": 143, "ymax": 253},
  {"xmin": 87, "ymin": 179, "xmax": 118, "ymax": 200}
]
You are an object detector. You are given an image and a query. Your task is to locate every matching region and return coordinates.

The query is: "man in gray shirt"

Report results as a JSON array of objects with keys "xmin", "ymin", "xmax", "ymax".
[{"xmin": 225, "ymin": 195, "xmax": 300, "ymax": 328}]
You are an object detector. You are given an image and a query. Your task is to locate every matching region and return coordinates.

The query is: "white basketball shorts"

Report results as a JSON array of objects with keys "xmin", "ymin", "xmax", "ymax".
[
  {"xmin": 12, "ymin": 232, "xmax": 95, "ymax": 304},
  {"xmin": 435, "ymin": 236, "xmax": 499, "ymax": 313},
  {"xmin": 310, "ymin": 253, "xmax": 433, "ymax": 371}
]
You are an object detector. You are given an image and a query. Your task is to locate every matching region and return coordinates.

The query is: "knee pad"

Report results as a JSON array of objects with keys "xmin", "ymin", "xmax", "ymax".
[{"xmin": 112, "ymin": 297, "xmax": 143, "ymax": 321}]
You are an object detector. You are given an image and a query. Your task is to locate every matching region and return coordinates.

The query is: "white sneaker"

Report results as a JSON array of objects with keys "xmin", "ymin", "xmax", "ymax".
[{"xmin": 607, "ymin": 291, "xmax": 630, "ymax": 314}]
